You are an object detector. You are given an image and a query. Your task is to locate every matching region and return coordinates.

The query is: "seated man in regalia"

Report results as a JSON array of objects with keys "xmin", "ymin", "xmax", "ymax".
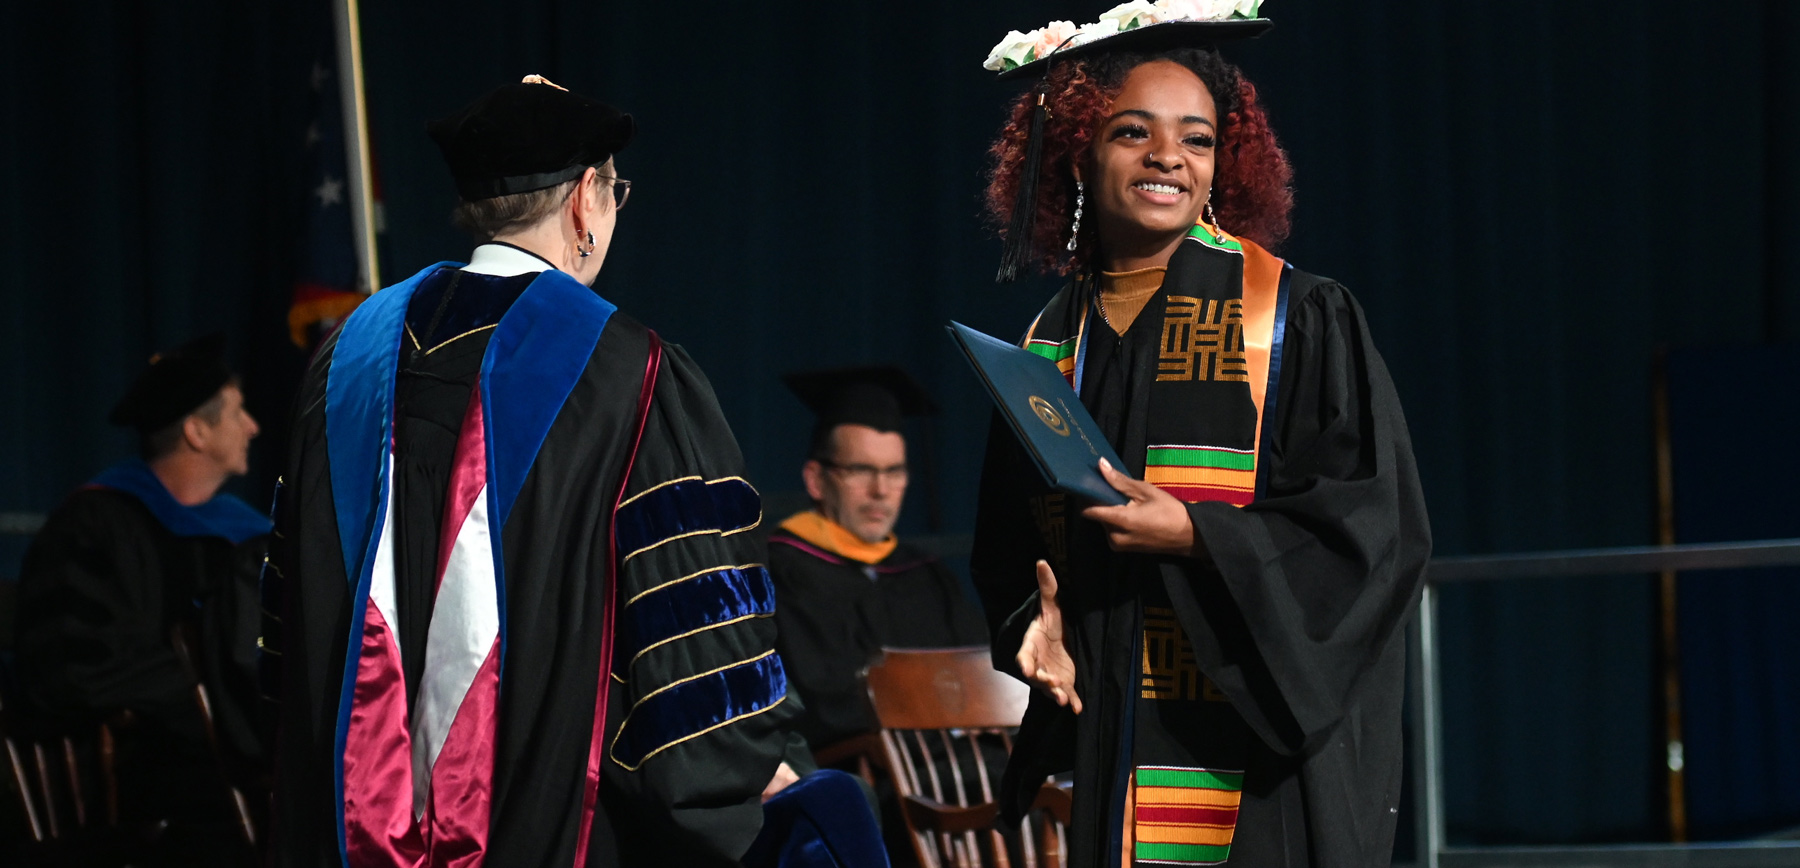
[
  {"xmin": 770, "ymin": 366, "xmax": 989, "ymax": 751},
  {"xmin": 17, "ymin": 334, "xmax": 271, "ymax": 865}
]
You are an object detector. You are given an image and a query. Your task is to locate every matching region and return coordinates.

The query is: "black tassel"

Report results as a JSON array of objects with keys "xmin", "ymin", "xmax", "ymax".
[{"xmin": 996, "ymin": 88, "xmax": 1049, "ymax": 283}]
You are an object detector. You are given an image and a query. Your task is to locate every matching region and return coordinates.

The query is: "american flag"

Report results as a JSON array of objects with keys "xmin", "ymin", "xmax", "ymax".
[{"xmin": 287, "ymin": 23, "xmax": 374, "ymax": 349}]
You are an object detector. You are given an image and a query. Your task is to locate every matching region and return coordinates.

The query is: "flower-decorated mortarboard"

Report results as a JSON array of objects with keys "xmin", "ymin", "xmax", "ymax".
[
  {"xmin": 426, "ymin": 74, "xmax": 635, "ymax": 202},
  {"xmin": 986, "ymin": 1, "xmax": 1273, "ymax": 282},
  {"xmin": 108, "ymin": 332, "xmax": 235, "ymax": 434}
]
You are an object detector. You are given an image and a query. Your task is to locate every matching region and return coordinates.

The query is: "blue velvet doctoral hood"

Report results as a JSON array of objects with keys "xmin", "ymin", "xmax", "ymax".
[{"xmin": 87, "ymin": 459, "xmax": 272, "ymax": 544}]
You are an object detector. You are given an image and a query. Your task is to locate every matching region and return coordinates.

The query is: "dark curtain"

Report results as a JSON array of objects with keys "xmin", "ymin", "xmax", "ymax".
[
  {"xmin": 1667, "ymin": 343, "xmax": 1800, "ymax": 840},
  {"xmin": 4, "ymin": 0, "xmax": 1799, "ymax": 848}
]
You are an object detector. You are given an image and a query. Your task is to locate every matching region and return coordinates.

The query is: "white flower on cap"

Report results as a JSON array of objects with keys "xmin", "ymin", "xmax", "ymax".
[
  {"xmin": 1099, "ymin": 1, "xmax": 1160, "ymax": 30},
  {"xmin": 983, "ymin": 0, "xmax": 1265, "ymax": 72},
  {"xmin": 1071, "ymin": 18, "xmax": 1123, "ymax": 48},
  {"xmin": 982, "ymin": 29, "xmax": 1041, "ymax": 72}
]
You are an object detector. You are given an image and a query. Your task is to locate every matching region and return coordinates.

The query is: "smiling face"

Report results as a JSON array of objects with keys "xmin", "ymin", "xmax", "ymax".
[{"xmin": 1081, "ymin": 60, "xmax": 1217, "ymax": 267}]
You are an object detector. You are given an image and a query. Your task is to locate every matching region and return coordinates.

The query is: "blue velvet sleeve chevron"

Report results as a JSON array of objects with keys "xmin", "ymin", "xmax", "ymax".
[
  {"xmin": 615, "ymin": 476, "xmax": 761, "ymax": 562},
  {"xmin": 611, "ymin": 651, "xmax": 788, "ymax": 771},
  {"xmin": 609, "ymin": 473, "xmax": 785, "ymax": 773},
  {"xmin": 616, "ymin": 565, "xmax": 777, "ymax": 678}
]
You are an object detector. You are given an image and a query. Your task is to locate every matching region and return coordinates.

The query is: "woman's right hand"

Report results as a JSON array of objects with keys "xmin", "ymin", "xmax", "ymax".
[{"xmin": 1017, "ymin": 559, "xmax": 1082, "ymax": 714}]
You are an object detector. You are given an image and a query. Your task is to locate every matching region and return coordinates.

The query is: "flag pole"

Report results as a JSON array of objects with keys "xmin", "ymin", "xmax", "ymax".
[{"xmin": 332, "ymin": 0, "xmax": 380, "ymax": 294}]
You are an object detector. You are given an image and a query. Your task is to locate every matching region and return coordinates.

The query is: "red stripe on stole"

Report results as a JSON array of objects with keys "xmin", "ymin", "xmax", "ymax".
[
  {"xmin": 574, "ymin": 331, "xmax": 664, "ymax": 868},
  {"xmin": 434, "ymin": 383, "xmax": 488, "ymax": 594},
  {"xmin": 343, "ymin": 602, "xmax": 427, "ymax": 865},
  {"xmin": 1156, "ymin": 484, "xmax": 1255, "ymax": 506},
  {"xmin": 423, "ymin": 638, "xmax": 501, "ymax": 866},
  {"xmin": 1135, "ymin": 804, "xmax": 1241, "ymax": 826}
]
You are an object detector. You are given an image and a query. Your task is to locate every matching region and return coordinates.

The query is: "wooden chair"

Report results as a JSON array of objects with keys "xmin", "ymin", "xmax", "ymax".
[
  {"xmin": 0, "ymin": 627, "xmax": 256, "ymax": 857},
  {"xmin": 864, "ymin": 647, "xmax": 1069, "ymax": 868},
  {"xmin": 1, "ymin": 680, "xmax": 123, "ymax": 848},
  {"xmin": 168, "ymin": 624, "xmax": 258, "ymax": 848}
]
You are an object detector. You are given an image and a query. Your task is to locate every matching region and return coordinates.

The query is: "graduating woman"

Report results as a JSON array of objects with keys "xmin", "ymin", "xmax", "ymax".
[{"xmin": 969, "ymin": 5, "xmax": 1431, "ymax": 867}]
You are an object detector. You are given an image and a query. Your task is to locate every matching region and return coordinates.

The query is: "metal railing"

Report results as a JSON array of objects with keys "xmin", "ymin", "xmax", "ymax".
[{"xmin": 1410, "ymin": 539, "xmax": 1800, "ymax": 868}]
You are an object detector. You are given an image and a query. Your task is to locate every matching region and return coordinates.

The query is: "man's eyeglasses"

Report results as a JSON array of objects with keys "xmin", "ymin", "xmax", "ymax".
[
  {"xmin": 823, "ymin": 461, "xmax": 908, "ymax": 486},
  {"xmin": 596, "ymin": 175, "xmax": 631, "ymax": 210}
]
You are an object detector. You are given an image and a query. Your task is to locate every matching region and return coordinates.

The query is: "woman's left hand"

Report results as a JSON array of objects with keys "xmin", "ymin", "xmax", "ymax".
[{"xmin": 1080, "ymin": 458, "xmax": 1200, "ymax": 557}]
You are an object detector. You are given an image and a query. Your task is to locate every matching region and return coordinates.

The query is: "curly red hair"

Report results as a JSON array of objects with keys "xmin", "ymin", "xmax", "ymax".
[{"xmin": 986, "ymin": 49, "xmax": 1294, "ymax": 275}]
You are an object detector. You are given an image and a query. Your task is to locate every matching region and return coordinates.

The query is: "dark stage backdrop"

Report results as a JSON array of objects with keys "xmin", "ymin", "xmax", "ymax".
[{"xmin": 3, "ymin": 0, "xmax": 1798, "ymax": 848}]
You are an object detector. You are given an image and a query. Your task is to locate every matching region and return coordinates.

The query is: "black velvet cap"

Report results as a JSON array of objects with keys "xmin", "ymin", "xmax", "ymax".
[
  {"xmin": 427, "ymin": 75, "xmax": 635, "ymax": 201},
  {"xmin": 784, "ymin": 366, "xmax": 937, "ymax": 442},
  {"xmin": 109, "ymin": 333, "xmax": 234, "ymax": 433}
]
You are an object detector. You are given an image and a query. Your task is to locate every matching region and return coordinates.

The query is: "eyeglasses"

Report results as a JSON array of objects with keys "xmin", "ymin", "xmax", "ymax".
[
  {"xmin": 596, "ymin": 175, "xmax": 632, "ymax": 210},
  {"xmin": 823, "ymin": 461, "xmax": 909, "ymax": 486}
]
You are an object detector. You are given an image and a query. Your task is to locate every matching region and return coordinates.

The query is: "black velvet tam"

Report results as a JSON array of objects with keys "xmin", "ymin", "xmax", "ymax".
[
  {"xmin": 108, "ymin": 332, "xmax": 233, "ymax": 433},
  {"xmin": 427, "ymin": 77, "xmax": 635, "ymax": 201},
  {"xmin": 782, "ymin": 365, "xmax": 937, "ymax": 436}
]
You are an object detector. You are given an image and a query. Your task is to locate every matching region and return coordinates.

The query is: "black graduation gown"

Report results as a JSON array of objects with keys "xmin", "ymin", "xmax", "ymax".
[
  {"xmin": 269, "ymin": 266, "xmax": 801, "ymax": 867},
  {"xmin": 767, "ymin": 524, "xmax": 988, "ymax": 747},
  {"xmin": 15, "ymin": 482, "xmax": 269, "ymax": 848},
  {"xmin": 971, "ymin": 273, "xmax": 1432, "ymax": 867}
]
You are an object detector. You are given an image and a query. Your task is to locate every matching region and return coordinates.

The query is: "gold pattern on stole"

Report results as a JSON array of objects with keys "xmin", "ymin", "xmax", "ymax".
[{"xmin": 1157, "ymin": 295, "xmax": 1248, "ymax": 383}]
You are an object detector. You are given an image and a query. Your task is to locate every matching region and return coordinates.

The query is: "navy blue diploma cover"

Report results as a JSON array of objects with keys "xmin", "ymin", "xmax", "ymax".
[{"xmin": 947, "ymin": 321, "xmax": 1129, "ymax": 506}]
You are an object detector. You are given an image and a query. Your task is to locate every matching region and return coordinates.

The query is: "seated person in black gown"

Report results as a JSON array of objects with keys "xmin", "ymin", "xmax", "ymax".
[
  {"xmin": 769, "ymin": 367, "xmax": 989, "ymax": 750},
  {"xmin": 16, "ymin": 334, "xmax": 271, "ymax": 865}
]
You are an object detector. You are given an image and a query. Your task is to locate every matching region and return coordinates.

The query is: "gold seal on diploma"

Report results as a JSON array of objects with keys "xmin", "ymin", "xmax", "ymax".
[{"xmin": 1029, "ymin": 395, "xmax": 1071, "ymax": 436}]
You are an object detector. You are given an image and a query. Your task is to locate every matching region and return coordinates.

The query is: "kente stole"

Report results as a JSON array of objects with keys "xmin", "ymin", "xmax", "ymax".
[{"xmin": 1022, "ymin": 221, "xmax": 1292, "ymax": 866}]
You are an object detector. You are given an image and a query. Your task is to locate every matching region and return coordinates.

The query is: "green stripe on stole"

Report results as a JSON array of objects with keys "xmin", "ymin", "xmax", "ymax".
[
  {"xmin": 1144, "ymin": 446, "xmax": 1256, "ymax": 471},
  {"xmin": 1136, "ymin": 841, "xmax": 1234, "ymax": 863},
  {"xmin": 1026, "ymin": 338, "xmax": 1076, "ymax": 363},
  {"xmin": 1135, "ymin": 767, "xmax": 1245, "ymax": 790}
]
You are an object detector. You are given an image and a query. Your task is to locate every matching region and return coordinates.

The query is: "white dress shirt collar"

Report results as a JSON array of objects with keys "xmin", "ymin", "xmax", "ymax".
[{"xmin": 462, "ymin": 242, "xmax": 558, "ymax": 277}]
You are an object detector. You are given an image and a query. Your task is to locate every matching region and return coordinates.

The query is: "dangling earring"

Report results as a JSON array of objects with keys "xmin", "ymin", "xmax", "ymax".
[
  {"xmin": 1204, "ymin": 192, "xmax": 1225, "ymax": 242},
  {"xmin": 1066, "ymin": 181, "xmax": 1084, "ymax": 252},
  {"xmin": 576, "ymin": 229, "xmax": 595, "ymax": 258}
]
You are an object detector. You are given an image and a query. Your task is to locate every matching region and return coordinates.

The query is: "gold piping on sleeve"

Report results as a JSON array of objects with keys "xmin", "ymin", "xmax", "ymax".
[
  {"xmin": 624, "ymin": 563, "xmax": 764, "ymax": 608},
  {"xmin": 608, "ymin": 650, "xmax": 783, "ymax": 763},
  {"xmin": 618, "ymin": 613, "xmax": 774, "ymax": 676},
  {"xmin": 616, "ymin": 476, "xmax": 764, "ymax": 563},
  {"xmin": 610, "ymin": 695, "xmax": 789, "ymax": 773},
  {"xmin": 617, "ymin": 475, "xmax": 703, "ymax": 510}
]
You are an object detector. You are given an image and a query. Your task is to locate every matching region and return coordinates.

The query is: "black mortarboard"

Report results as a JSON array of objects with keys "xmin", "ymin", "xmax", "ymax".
[
  {"xmin": 109, "ymin": 333, "xmax": 233, "ymax": 433},
  {"xmin": 427, "ymin": 75, "xmax": 635, "ymax": 201},
  {"xmin": 783, "ymin": 366, "xmax": 937, "ymax": 447},
  {"xmin": 990, "ymin": 15, "xmax": 1272, "ymax": 282}
]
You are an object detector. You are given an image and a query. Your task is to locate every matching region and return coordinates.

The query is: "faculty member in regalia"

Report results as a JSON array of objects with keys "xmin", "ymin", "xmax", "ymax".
[
  {"xmin": 267, "ymin": 76, "xmax": 814, "ymax": 867},
  {"xmin": 768, "ymin": 366, "xmax": 988, "ymax": 749},
  {"xmin": 17, "ymin": 334, "xmax": 270, "ymax": 865},
  {"xmin": 969, "ymin": 5, "xmax": 1431, "ymax": 867}
]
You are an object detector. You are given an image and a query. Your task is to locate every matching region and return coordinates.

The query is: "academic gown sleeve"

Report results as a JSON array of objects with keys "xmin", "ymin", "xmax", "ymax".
[
  {"xmin": 968, "ymin": 412, "xmax": 1055, "ymax": 681},
  {"xmin": 1170, "ymin": 278, "xmax": 1432, "ymax": 755},
  {"xmin": 15, "ymin": 491, "xmax": 202, "ymax": 738},
  {"xmin": 600, "ymin": 342, "xmax": 801, "ymax": 865}
]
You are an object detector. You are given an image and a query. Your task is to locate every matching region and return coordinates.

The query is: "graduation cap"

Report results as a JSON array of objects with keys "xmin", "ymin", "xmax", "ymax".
[
  {"xmin": 783, "ymin": 365, "xmax": 937, "ymax": 454},
  {"xmin": 109, "ymin": 333, "xmax": 234, "ymax": 434},
  {"xmin": 987, "ymin": 9, "xmax": 1273, "ymax": 282},
  {"xmin": 427, "ymin": 74, "xmax": 635, "ymax": 201}
]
